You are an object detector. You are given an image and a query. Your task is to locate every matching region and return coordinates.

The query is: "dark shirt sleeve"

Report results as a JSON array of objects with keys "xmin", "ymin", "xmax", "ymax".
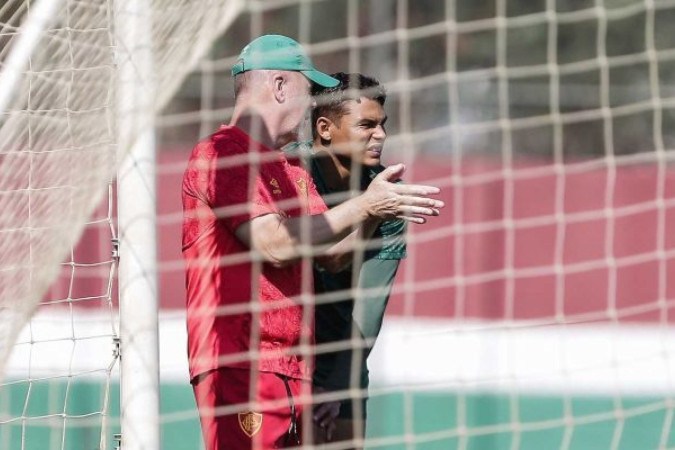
[{"xmin": 353, "ymin": 258, "xmax": 401, "ymax": 340}]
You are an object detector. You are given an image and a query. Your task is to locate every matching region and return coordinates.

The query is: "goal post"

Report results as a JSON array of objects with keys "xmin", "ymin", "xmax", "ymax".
[
  {"xmin": 2, "ymin": 1, "xmax": 675, "ymax": 450},
  {"xmin": 0, "ymin": 0, "xmax": 244, "ymax": 449},
  {"xmin": 114, "ymin": 0, "xmax": 159, "ymax": 448}
]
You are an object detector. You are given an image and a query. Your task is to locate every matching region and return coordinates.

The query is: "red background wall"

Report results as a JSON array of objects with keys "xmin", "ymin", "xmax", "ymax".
[{"xmin": 51, "ymin": 152, "xmax": 675, "ymax": 325}]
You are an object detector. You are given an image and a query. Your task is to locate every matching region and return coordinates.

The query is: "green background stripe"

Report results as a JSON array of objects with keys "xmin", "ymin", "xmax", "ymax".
[{"xmin": 1, "ymin": 381, "xmax": 673, "ymax": 449}]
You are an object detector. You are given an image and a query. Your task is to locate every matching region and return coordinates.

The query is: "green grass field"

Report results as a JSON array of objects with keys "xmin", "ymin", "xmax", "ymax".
[{"xmin": 2, "ymin": 380, "xmax": 674, "ymax": 449}]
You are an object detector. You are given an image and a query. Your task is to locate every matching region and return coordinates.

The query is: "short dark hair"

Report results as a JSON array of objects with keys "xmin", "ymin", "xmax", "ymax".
[{"xmin": 311, "ymin": 72, "xmax": 387, "ymax": 139}]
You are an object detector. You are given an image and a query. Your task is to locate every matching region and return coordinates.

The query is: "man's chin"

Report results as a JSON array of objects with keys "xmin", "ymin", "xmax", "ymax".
[{"xmin": 361, "ymin": 157, "xmax": 381, "ymax": 168}]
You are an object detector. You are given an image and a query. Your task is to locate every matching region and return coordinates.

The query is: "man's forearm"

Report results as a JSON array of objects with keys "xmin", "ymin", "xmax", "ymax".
[
  {"xmin": 284, "ymin": 194, "xmax": 372, "ymax": 246},
  {"xmin": 236, "ymin": 164, "xmax": 443, "ymax": 267},
  {"xmin": 237, "ymin": 195, "xmax": 372, "ymax": 267},
  {"xmin": 314, "ymin": 215, "xmax": 381, "ymax": 273}
]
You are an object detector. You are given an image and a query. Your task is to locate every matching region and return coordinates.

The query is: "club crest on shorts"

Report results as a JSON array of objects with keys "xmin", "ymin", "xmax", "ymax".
[{"xmin": 238, "ymin": 411, "xmax": 263, "ymax": 437}]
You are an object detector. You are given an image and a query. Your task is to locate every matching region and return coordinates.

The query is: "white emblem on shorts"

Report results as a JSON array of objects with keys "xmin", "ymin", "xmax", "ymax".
[{"xmin": 238, "ymin": 411, "xmax": 263, "ymax": 437}]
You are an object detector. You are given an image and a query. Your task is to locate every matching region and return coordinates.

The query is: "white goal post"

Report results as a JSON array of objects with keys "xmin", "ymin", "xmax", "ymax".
[
  {"xmin": 3, "ymin": 1, "xmax": 675, "ymax": 450},
  {"xmin": 0, "ymin": 0, "xmax": 243, "ymax": 449}
]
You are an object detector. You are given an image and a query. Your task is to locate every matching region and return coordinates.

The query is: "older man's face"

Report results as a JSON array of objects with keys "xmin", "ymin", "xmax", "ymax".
[{"xmin": 280, "ymin": 72, "xmax": 313, "ymax": 141}]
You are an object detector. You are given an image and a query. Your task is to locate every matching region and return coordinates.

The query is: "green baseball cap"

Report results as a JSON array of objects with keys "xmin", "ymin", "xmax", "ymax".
[{"xmin": 231, "ymin": 35, "xmax": 339, "ymax": 88}]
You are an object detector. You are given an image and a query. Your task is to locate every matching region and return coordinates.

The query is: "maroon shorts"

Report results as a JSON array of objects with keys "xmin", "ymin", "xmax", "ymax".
[{"xmin": 192, "ymin": 367, "xmax": 309, "ymax": 450}]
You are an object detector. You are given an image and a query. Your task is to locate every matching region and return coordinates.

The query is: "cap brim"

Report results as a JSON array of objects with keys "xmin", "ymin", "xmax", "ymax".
[{"xmin": 302, "ymin": 70, "xmax": 339, "ymax": 88}]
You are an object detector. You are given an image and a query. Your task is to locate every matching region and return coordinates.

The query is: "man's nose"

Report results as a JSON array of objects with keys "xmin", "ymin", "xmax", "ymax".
[{"xmin": 373, "ymin": 124, "xmax": 386, "ymax": 140}]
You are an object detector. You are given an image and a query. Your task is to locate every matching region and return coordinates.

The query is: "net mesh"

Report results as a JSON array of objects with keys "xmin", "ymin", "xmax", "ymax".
[
  {"xmin": 3, "ymin": 0, "xmax": 675, "ymax": 449},
  {"xmin": 0, "ymin": 0, "xmax": 242, "ymax": 448},
  {"xmin": 157, "ymin": 1, "xmax": 675, "ymax": 448}
]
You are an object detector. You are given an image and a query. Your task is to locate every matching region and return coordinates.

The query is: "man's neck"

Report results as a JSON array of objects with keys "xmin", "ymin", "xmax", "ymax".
[
  {"xmin": 231, "ymin": 104, "xmax": 290, "ymax": 150},
  {"xmin": 313, "ymin": 145, "xmax": 352, "ymax": 192}
]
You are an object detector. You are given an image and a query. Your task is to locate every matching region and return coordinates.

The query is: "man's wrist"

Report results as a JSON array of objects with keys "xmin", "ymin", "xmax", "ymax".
[{"xmin": 351, "ymin": 194, "xmax": 373, "ymax": 221}]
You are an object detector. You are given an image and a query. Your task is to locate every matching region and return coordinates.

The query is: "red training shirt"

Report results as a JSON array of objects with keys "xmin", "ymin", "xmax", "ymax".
[{"xmin": 182, "ymin": 125, "xmax": 328, "ymax": 382}]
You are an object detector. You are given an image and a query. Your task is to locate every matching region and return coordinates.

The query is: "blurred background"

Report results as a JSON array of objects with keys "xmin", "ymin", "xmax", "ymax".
[{"xmin": 2, "ymin": 0, "xmax": 675, "ymax": 449}]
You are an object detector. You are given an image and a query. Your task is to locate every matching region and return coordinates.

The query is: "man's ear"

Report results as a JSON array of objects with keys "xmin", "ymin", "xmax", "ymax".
[
  {"xmin": 316, "ymin": 117, "xmax": 333, "ymax": 142},
  {"xmin": 272, "ymin": 73, "xmax": 285, "ymax": 103}
]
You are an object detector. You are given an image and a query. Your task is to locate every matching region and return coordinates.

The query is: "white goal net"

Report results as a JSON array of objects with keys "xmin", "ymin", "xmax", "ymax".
[
  {"xmin": 2, "ymin": 0, "xmax": 675, "ymax": 449},
  {"xmin": 0, "ymin": 0, "xmax": 242, "ymax": 448}
]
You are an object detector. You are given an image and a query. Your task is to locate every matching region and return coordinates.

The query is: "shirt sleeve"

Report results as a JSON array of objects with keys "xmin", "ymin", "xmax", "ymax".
[
  {"xmin": 353, "ymin": 258, "xmax": 401, "ymax": 340},
  {"xmin": 367, "ymin": 218, "xmax": 407, "ymax": 260},
  {"xmin": 362, "ymin": 165, "xmax": 407, "ymax": 260}
]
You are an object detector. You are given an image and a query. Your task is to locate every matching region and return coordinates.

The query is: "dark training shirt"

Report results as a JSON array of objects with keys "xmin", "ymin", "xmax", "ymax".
[{"xmin": 290, "ymin": 143, "xmax": 406, "ymax": 392}]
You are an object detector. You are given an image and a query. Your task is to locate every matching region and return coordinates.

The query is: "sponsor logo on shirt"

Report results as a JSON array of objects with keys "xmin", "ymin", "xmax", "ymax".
[
  {"xmin": 270, "ymin": 178, "xmax": 282, "ymax": 194},
  {"xmin": 296, "ymin": 178, "xmax": 307, "ymax": 195}
]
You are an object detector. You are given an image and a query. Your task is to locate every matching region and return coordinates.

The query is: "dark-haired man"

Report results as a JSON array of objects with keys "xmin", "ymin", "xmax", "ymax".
[{"xmin": 305, "ymin": 73, "xmax": 408, "ymax": 447}]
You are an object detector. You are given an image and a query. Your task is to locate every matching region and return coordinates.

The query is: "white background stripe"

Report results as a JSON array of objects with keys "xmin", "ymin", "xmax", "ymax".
[{"xmin": 6, "ymin": 310, "xmax": 675, "ymax": 396}]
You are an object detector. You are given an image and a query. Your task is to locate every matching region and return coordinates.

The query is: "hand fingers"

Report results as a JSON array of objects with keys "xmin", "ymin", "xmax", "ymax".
[
  {"xmin": 397, "ymin": 215, "xmax": 427, "ymax": 224},
  {"xmin": 397, "ymin": 204, "xmax": 442, "ymax": 217},
  {"xmin": 313, "ymin": 404, "xmax": 331, "ymax": 423},
  {"xmin": 376, "ymin": 163, "xmax": 406, "ymax": 182},
  {"xmin": 396, "ymin": 204, "xmax": 444, "ymax": 223},
  {"xmin": 314, "ymin": 401, "xmax": 341, "ymax": 424},
  {"xmin": 395, "ymin": 203, "xmax": 441, "ymax": 224},
  {"xmin": 326, "ymin": 420, "xmax": 336, "ymax": 441},
  {"xmin": 394, "ymin": 183, "xmax": 441, "ymax": 196},
  {"xmin": 396, "ymin": 194, "xmax": 445, "ymax": 210}
]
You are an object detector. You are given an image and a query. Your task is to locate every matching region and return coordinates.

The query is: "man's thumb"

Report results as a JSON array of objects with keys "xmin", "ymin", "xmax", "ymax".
[{"xmin": 380, "ymin": 163, "xmax": 405, "ymax": 181}]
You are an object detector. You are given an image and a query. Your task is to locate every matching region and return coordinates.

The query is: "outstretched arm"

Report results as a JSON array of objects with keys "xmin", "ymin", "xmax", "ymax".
[
  {"xmin": 313, "ymin": 216, "xmax": 381, "ymax": 273},
  {"xmin": 235, "ymin": 164, "xmax": 443, "ymax": 268}
]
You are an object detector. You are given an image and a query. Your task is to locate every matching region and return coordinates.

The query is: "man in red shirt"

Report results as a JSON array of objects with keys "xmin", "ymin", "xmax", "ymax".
[{"xmin": 182, "ymin": 34, "xmax": 444, "ymax": 449}]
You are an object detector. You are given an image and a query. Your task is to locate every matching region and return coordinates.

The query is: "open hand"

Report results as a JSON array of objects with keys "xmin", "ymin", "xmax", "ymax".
[
  {"xmin": 313, "ymin": 387, "xmax": 341, "ymax": 441},
  {"xmin": 361, "ymin": 163, "xmax": 445, "ymax": 224}
]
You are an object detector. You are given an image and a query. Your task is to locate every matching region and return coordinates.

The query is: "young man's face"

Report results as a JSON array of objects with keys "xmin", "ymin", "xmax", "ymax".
[{"xmin": 328, "ymin": 97, "xmax": 387, "ymax": 167}]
